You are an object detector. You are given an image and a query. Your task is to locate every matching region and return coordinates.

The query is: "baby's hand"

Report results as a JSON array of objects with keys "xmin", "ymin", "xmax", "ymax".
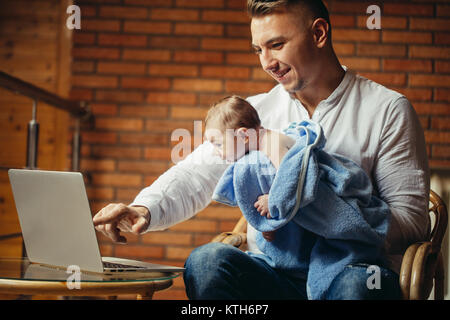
[{"xmin": 254, "ymin": 194, "xmax": 271, "ymax": 219}]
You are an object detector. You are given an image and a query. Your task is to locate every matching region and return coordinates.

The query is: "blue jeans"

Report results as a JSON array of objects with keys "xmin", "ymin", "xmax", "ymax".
[{"xmin": 184, "ymin": 242, "xmax": 402, "ymax": 300}]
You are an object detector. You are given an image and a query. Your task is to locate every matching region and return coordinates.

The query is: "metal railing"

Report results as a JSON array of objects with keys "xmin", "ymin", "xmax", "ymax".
[{"xmin": 0, "ymin": 71, "xmax": 91, "ymax": 249}]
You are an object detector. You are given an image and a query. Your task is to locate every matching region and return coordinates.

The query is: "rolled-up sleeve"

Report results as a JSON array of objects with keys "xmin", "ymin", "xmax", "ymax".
[
  {"xmin": 372, "ymin": 97, "xmax": 430, "ymax": 254},
  {"xmin": 130, "ymin": 141, "xmax": 228, "ymax": 231}
]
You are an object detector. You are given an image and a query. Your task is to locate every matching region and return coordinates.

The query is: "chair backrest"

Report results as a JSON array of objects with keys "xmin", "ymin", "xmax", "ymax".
[{"xmin": 428, "ymin": 190, "xmax": 448, "ymax": 254}]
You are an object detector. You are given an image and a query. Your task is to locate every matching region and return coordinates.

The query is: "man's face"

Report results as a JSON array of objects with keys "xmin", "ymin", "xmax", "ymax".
[{"xmin": 251, "ymin": 10, "xmax": 316, "ymax": 94}]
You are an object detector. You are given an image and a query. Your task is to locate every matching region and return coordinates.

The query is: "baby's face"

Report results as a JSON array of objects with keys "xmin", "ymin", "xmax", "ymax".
[{"xmin": 205, "ymin": 125, "xmax": 248, "ymax": 162}]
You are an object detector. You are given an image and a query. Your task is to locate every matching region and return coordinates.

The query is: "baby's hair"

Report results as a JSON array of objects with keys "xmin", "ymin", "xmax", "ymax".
[{"xmin": 205, "ymin": 95, "xmax": 261, "ymax": 131}]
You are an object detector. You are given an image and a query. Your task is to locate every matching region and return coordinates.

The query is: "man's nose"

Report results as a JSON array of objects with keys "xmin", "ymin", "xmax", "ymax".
[{"xmin": 260, "ymin": 50, "xmax": 278, "ymax": 72}]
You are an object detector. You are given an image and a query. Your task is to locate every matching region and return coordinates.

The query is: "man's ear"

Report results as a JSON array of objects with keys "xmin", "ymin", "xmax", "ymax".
[{"xmin": 312, "ymin": 18, "xmax": 329, "ymax": 49}]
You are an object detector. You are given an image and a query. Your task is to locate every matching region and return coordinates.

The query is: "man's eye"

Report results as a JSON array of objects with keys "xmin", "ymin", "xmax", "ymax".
[
  {"xmin": 253, "ymin": 48, "xmax": 262, "ymax": 55},
  {"xmin": 272, "ymin": 42, "xmax": 283, "ymax": 49}
]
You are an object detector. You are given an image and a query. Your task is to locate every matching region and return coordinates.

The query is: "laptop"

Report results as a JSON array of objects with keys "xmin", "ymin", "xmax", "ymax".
[{"xmin": 8, "ymin": 169, "xmax": 185, "ymax": 275}]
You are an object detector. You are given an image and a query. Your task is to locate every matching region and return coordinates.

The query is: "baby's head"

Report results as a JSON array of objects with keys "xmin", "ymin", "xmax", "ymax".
[{"xmin": 205, "ymin": 95, "xmax": 261, "ymax": 162}]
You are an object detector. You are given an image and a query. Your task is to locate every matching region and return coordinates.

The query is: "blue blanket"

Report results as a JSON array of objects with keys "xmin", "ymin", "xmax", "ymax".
[{"xmin": 212, "ymin": 120, "xmax": 391, "ymax": 300}]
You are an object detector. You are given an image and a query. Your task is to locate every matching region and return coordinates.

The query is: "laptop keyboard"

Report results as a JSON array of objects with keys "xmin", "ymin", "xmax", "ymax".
[{"xmin": 103, "ymin": 261, "xmax": 146, "ymax": 271}]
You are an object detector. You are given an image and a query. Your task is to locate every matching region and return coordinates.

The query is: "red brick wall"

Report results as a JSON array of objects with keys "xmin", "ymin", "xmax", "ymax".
[{"xmin": 70, "ymin": 0, "xmax": 450, "ymax": 299}]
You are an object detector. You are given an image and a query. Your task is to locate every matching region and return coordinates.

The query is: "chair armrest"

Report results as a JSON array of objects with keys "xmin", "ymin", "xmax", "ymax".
[
  {"xmin": 400, "ymin": 241, "xmax": 438, "ymax": 300},
  {"xmin": 211, "ymin": 232, "xmax": 247, "ymax": 248}
]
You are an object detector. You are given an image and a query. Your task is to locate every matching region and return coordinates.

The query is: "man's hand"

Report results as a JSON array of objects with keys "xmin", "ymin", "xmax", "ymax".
[
  {"xmin": 254, "ymin": 194, "xmax": 271, "ymax": 218},
  {"xmin": 93, "ymin": 203, "xmax": 150, "ymax": 244}
]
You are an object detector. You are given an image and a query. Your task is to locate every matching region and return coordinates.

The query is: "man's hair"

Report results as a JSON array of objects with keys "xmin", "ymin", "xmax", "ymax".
[
  {"xmin": 205, "ymin": 95, "xmax": 261, "ymax": 131},
  {"xmin": 247, "ymin": 0, "xmax": 331, "ymax": 29}
]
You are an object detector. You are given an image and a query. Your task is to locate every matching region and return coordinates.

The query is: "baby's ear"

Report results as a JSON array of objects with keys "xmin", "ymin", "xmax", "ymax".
[{"xmin": 236, "ymin": 127, "xmax": 248, "ymax": 140}]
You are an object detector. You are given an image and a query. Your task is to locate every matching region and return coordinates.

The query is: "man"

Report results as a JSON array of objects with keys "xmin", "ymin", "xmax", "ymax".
[{"xmin": 93, "ymin": 0, "xmax": 429, "ymax": 299}]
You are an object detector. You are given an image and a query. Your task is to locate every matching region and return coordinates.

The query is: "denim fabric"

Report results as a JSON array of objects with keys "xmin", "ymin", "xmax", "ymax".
[{"xmin": 184, "ymin": 243, "xmax": 402, "ymax": 300}]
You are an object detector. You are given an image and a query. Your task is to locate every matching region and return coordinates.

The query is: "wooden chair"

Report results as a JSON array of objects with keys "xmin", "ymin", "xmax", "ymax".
[{"xmin": 212, "ymin": 189, "xmax": 448, "ymax": 300}]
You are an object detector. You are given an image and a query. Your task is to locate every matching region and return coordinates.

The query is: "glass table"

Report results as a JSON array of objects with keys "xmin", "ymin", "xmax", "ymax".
[{"xmin": 0, "ymin": 257, "xmax": 181, "ymax": 299}]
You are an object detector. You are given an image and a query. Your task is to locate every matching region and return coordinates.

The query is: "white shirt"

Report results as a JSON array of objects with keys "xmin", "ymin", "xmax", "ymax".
[{"xmin": 131, "ymin": 67, "xmax": 430, "ymax": 273}]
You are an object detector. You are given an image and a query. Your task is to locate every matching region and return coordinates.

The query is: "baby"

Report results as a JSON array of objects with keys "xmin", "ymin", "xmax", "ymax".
[{"xmin": 204, "ymin": 95, "xmax": 293, "ymax": 238}]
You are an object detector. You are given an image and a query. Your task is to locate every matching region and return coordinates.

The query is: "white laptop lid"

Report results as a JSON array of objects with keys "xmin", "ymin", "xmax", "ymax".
[{"xmin": 8, "ymin": 169, "xmax": 104, "ymax": 273}]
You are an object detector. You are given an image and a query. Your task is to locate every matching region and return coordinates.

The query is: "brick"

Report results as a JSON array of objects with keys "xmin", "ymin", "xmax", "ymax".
[
  {"xmin": 148, "ymin": 64, "xmax": 199, "ymax": 77},
  {"xmin": 121, "ymin": 76, "xmax": 171, "ymax": 90},
  {"xmin": 72, "ymin": 47, "xmax": 120, "ymax": 60},
  {"xmin": 330, "ymin": 15, "xmax": 355, "ymax": 28},
  {"xmin": 91, "ymin": 173, "xmax": 142, "ymax": 187},
  {"xmin": 226, "ymin": 52, "xmax": 260, "ymax": 66},
  {"xmin": 359, "ymin": 72, "xmax": 406, "ymax": 86},
  {"xmin": 202, "ymin": 10, "xmax": 249, "ymax": 23},
  {"xmin": 145, "ymin": 120, "xmax": 195, "ymax": 133},
  {"xmin": 86, "ymin": 187, "xmax": 114, "ymax": 201},
  {"xmin": 97, "ymin": 62, "xmax": 146, "ymax": 75},
  {"xmin": 91, "ymin": 146, "xmax": 142, "ymax": 159},
  {"xmin": 118, "ymin": 160, "xmax": 168, "ymax": 174},
  {"xmin": 174, "ymin": 23, "xmax": 223, "ymax": 36},
  {"xmin": 435, "ymin": 89, "xmax": 450, "ymax": 102},
  {"xmin": 197, "ymin": 205, "xmax": 242, "ymax": 220},
  {"xmin": 410, "ymin": 75, "xmax": 450, "ymax": 88},
  {"xmin": 429, "ymin": 160, "xmax": 450, "ymax": 169},
  {"xmin": 382, "ymin": 31, "xmax": 432, "ymax": 44},
  {"xmin": 202, "ymin": 37, "xmax": 251, "ymax": 51},
  {"xmin": 435, "ymin": 61, "xmax": 450, "ymax": 73},
  {"xmin": 171, "ymin": 219, "xmax": 217, "ymax": 232},
  {"xmin": 410, "ymin": 46, "xmax": 450, "ymax": 59},
  {"xmin": 90, "ymin": 103, "xmax": 118, "ymax": 116},
  {"xmin": 144, "ymin": 147, "xmax": 173, "ymax": 160},
  {"xmin": 384, "ymin": 3, "xmax": 433, "ymax": 16},
  {"xmin": 119, "ymin": 133, "xmax": 169, "ymax": 145},
  {"xmin": 72, "ymin": 75, "xmax": 119, "ymax": 88},
  {"xmin": 142, "ymin": 231, "xmax": 193, "ymax": 246},
  {"xmin": 394, "ymin": 88, "xmax": 432, "ymax": 102},
  {"xmin": 98, "ymin": 34, "xmax": 147, "ymax": 47},
  {"xmin": 150, "ymin": 8, "xmax": 199, "ymax": 21},
  {"xmin": 120, "ymin": 105, "xmax": 169, "ymax": 118},
  {"xmin": 431, "ymin": 117, "xmax": 450, "ymax": 130},
  {"xmin": 171, "ymin": 106, "xmax": 208, "ymax": 119},
  {"xmin": 73, "ymin": 32, "xmax": 96, "ymax": 45},
  {"xmin": 95, "ymin": 117, "xmax": 144, "ymax": 131},
  {"xmin": 357, "ymin": 16, "xmax": 407, "ymax": 30},
  {"xmin": 330, "ymin": 2, "xmax": 374, "ymax": 14},
  {"xmin": 123, "ymin": 21, "xmax": 172, "ymax": 34},
  {"xmin": 413, "ymin": 103, "xmax": 450, "ymax": 116},
  {"xmin": 83, "ymin": 19, "xmax": 121, "ymax": 32},
  {"xmin": 339, "ymin": 57, "xmax": 380, "ymax": 71},
  {"xmin": 435, "ymin": 33, "xmax": 450, "ymax": 45},
  {"xmin": 424, "ymin": 131, "xmax": 450, "ymax": 144},
  {"xmin": 146, "ymin": 92, "xmax": 197, "ymax": 105},
  {"xmin": 432, "ymin": 146, "xmax": 450, "ymax": 159},
  {"xmin": 176, "ymin": 0, "xmax": 224, "ymax": 8},
  {"xmin": 225, "ymin": 80, "xmax": 275, "ymax": 94},
  {"xmin": 72, "ymin": 61, "xmax": 95, "ymax": 73},
  {"xmin": 79, "ymin": 159, "xmax": 116, "ymax": 172},
  {"xmin": 173, "ymin": 50, "xmax": 223, "ymax": 64},
  {"xmin": 122, "ymin": 49, "xmax": 171, "ymax": 62},
  {"xmin": 226, "ymin": 24, "xmax": 251, "ymax": 37},
  {"xmin": 124, "ymin": 0, "xmax": 171, "ymax": 5},
  {"xmin": 149, "ymin": 36, "xmax": 200, "ymax": 49},
  {"xmin": 333, "ymin": 43, "xmax": 355, "ymax": 56},
  {"xmin": 115, "ymin": 245, "xmax": 164, "ymax": 259},
  {"xmin": 437, "ymin": 5, "xmax": 450, "ymax": 17},
  {"xmin": 70, "ymin": 88, "xmax": 93, "ymax": 100},
  {"xmin": 332, "ymin": 29, "xmax": 380, "ymax": 42},
  {"xmin": 383, "ymin": 59, "xmax": 432, "ymax": 72},
  {"xmin": 410, "ymin": 18, "xmax": 450, "ymax": 31},
  {"xmin": 166, "ymin": 246, "xmax": 195, "ymax": 260},
  {"xmin": 81, "ymin": 131, "xmax": 118, "ymax": 144},
  {"xmin": 357, "ymin": 44, "xmax": 406, "ymax": 57},
  {"xmin": 99, "ymin": 6, "xmax": 148, "ymax": 19},
  {"xmin": 96, "ymin": 90, "xmax": 145, "ymax": 103},
  {"xmin": 201, "ymin": 66, "xmax": 250, "ymax": 79},
  {"xmin": 173, "ymin": 78, "xmax": 223, "ymax": 92},
  {"xmin": 252, "ymin": 68, "xmax": 274, "ymax": 81}
]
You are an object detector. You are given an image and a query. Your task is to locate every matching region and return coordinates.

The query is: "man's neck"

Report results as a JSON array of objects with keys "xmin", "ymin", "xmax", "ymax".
[{"xmin": 294, "ymin": 63, "xmax": 346, "ymax": 117}]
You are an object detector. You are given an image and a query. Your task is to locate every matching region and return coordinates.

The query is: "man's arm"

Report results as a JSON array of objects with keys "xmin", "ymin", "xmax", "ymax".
[
  {"xmin": 94, "ymin": 141, "xmax": 228, "ymax": 241},
  {"xmin": 372, "ymin": 97, "xmax": 430, "ymax": 254}
]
